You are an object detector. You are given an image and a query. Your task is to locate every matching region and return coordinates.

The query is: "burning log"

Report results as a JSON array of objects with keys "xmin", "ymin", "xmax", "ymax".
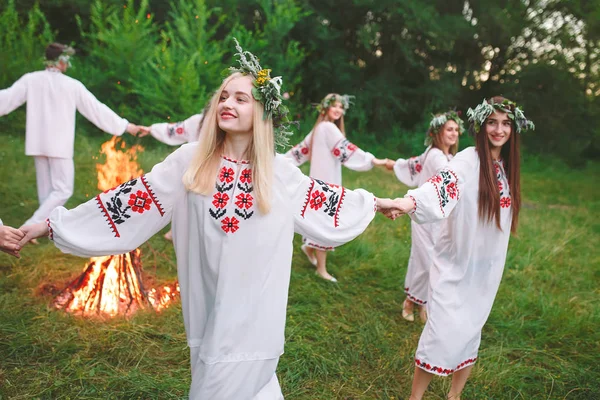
[{"xmin": 52, "ymin": 137, "xmax": 179, "ymax": 317}]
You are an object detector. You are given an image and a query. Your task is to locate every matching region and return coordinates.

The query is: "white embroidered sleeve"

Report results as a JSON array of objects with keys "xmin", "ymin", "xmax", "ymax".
[
  {"xmin": 75, "ymin": 82, "xmax": 129, "ymax": 136},
  {"xmin": 0, "ymin": 74, "xmax": 28, "ymax": 116},
  {"xmin": 322, "ymin": 123, "xmax": 374, "ymax": 171},
  {"xmin": 406, "ymin": 149, "xmax": 473, "ymax": 224},
  {"xmin": 284, "ymin": 133, "xmax": 312, "ymax": 166},
  {"xmin": 281, "ymin": 158, "xmax": 376, "ymax": 247},
  {"xmin": 48, "ymin": 144, "xmax": 196, "ymax": 257},
  {"xmin": 150, "ymin": 114, "xmax": 203, "ymax": 145}
]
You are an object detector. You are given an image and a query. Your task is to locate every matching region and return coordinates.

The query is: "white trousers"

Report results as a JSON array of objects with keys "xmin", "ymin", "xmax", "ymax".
[
  {"xmin": 189, "ymin": 347, "xmax": 284, "ymax": 400},
  {"xmin": 23, "ymin": 156, "xmax": 74, "ymax": 226}
]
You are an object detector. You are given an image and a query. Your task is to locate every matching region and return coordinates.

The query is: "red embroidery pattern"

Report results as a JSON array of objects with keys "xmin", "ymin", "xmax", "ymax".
[
  {"xmin": 167, "ymin": 121, "xmax": 186, "ymax": 138},
  {"xmin": 495, "ymin": 160, "xmax": 511, "ymax": 209},
  {"xmin": 128, "ymin": 190, "xmax": 152, "ymax": 213},
  {"xmin": 406, "ymin": 195, "xmax": 417, "ymax": 215},
  {"xmin": 209, "ymin": 161, "xmax": 255, "ymax": 233},
  {"xmin": 415, "ymin": 357, "xmax": 478, "ymax": 376},
  {"xmin": 96, "ymin": 175, "xmax": 163, "ymax": 238},
  {"xmin": 404, "ymin": 287, "xmax": 426, "ymax": 304},
  {"xmin": 290, "ymin": 141, "xmax": 310, "ymax": 164},
  {"xmin": 221, "ymin": 216, "xmax": 240, "ymax": 233},
  {"xmin": 427, "ymin": 169, "xmax": 459, "ymax": 217},
  {"xmin": 331, "ymin": 139, "xmax": 358, "ymax": 163},
  {"xmin": 301, "ymin": 179, "xmax": 346, "ymax": 227},
  {"xmin": 302, "ymin": 238, "xmax": 334, "ymax": 251},
  {"xmin": 222, "ymin": 156, "xmax": 250, "ymax": 164}
]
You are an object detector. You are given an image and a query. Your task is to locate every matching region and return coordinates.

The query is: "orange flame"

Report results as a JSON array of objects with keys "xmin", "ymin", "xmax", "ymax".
[{"xmin": 54, "ymin": 137, "xmax": 179, "ymax": 317}]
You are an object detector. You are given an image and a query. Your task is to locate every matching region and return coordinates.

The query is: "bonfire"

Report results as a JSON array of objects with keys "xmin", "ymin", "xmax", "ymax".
[{"xmin": 52, "ymin": 137, "xmax": 179, "ymax": 317}]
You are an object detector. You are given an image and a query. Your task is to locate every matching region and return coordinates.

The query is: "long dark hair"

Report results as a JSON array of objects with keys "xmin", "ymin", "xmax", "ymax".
[{"xmin": 476, "ymin": 96, "xmax": 521, "ymax": 233}]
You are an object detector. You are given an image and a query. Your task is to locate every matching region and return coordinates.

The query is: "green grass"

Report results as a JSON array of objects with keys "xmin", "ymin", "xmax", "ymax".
[{"xmin": 1, "ymin": 127, "xmax": 599, "ymax": 399}]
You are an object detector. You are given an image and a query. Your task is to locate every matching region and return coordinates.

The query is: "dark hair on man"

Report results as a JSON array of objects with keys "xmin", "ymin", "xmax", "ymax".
[{"xmin": 45, "ymin": 43, "xmax": 68, "ymax": 61}]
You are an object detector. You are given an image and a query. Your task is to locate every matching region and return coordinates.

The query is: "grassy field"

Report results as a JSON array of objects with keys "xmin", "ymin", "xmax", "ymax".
[{"xmin": 0, "ymin": 128, "xmax": 599, "ymax": 399}]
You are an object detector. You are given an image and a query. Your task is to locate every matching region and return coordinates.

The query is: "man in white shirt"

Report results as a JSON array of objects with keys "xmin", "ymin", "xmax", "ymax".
[{"xmin": 0, "ymin": 43, "xmax": 142, "ymax": 227}]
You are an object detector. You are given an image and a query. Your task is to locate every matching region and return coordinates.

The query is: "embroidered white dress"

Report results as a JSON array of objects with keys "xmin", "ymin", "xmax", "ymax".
[
  {"xmin": 46, "ymin": 143, "xmax": 376, "ymax": 399},
  {"xmin": 149, "ymin": 114, "xmax": 203, "ymax": 145},
  {"xmin": 285, "ymin": 121, "xmax": 374, "ymax": 250},
  {"xmin": 393, "ymin": 147, "xmax": 452, "ymax": 305},
  {"xmin": 405, "ymin": 147, "xmax": 512, "ymax": 376}
]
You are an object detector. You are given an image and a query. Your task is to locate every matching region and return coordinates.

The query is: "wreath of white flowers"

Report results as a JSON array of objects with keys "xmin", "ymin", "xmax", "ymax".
[
  {"xmin": 44, "ymin": 46, "xmax": 75, "ymax": 68},
  {"xmin": 316, "ymin": 94, "xmax": 354, "ymax": 115},
  {"xmin": 466, "ymin": 98, "xmax": 535, "ymax": 134},
  {"xmin": 228, "ymin": 38, "xmax": 297, "ymax": 149},
  {"xmin": 425, "ymin": 110, "xmax": 465, "ymax": 145}
]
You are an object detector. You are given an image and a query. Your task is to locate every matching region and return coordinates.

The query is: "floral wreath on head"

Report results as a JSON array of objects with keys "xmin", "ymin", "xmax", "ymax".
[
  {"xmin": 466, "ymin": 98, "xmax": 535, "ymax": 134},
  {"xmin": 425, "ymin": 110, "xmax": 465, "ymax": 146},
  {"xmin": 44, "ymin": 45, "xmax": 75, "ymax": 68},
  {"xmin": 228, "ymin": 38, "xmax": 297, "ymax": 149},
  {"xmin": 316, "ymin": 94, "xmax": 354, "ymax": 115}
]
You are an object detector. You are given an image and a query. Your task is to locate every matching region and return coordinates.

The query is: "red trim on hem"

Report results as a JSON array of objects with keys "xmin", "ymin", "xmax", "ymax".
[
  {"xmin": 404, "ymin": 287, "xmax": 426, "ymax": 305},
  {"xmin": 303, "ymin": 239, "xmax": 334, "ymax": 251},
  {"xmin": 96, "ymin": 195, "xmax": 120, "ymax": 238},
  {"xmin": 414, "ymin": 356, "xmax": 478, "ymax": 376}
]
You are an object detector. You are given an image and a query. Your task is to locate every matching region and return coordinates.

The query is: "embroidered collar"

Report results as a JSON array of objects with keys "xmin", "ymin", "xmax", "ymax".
[{"xmin": 222, "ymin": 155, "xmax": 250, "ymax": 164}]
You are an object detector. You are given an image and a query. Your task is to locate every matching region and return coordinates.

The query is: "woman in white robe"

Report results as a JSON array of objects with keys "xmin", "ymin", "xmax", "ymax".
[
  {"xmin": 389, "ymin": 111, "xmax": 463, "ymax": 322},
  {"xmin": 385, "ymin": 97, "xmax": 533, "ymax": 400},
  {"xmin": 285, "ymin": 94, "xmax": 388, "ymax": 282},
  {"xmin": 19, "ymin": 42, "xmax": 397, "ymax": 400}
]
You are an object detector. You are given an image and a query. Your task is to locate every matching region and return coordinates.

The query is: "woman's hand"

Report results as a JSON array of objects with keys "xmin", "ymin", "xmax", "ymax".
[
  {"xmin": 385, "ymin": 159, "xmax": 395, "ymax": 171},
  {"xmin": 18, "ymin": 222, "xmax": 49, "ymax": 248},
  {"xmin": 375, "ymin": 197, "xmax": 416, "ymax": 220},
  {"xmin": 0, "ymin": 225, "xmax": 25, "ymax": 258},
  {"xmin": 372, "ymin": 158, "xmax": 390, "ymax": 167}
]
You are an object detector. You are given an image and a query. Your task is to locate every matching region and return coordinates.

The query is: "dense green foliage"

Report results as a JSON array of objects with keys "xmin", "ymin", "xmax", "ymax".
[{"xmin": 1, "ymin": 0, "xmax": 598, "ymax": 162}]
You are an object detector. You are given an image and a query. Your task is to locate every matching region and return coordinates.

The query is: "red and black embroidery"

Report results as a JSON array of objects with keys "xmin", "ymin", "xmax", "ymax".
[
  {"xmin": 427, "ymin": 169, "xmax": 459, "ymax": 217},
  {"xmin": 495, "ymin": 160, "xmax": 511, "ymax": 209},
  {"xmin": 209, "ymin": 163, "xmax": 255, "ymax": 233},
  {"xmin": 301, "ymin": 179, "xmax": 346, "ymax": 227},
  {"xmin": 408, "ymin": 156, "xmax": 423, "ymax": 177},
  {"xmin": 221, "ymin": 216, "xmax": 240, "ymax": 233},
  {"xmin": 415, "ymin": 357, "xmax": 477, "ymax": 376},
  {"xmin": 96, "ymin": 176, "xmax": 163, "ymax": 238},
  {"xmin": 331, "ymin": 139, "xmax": 358, "ymax": 163},
  {"xmin": 167, "ymin": 121, "xmax": 186, "ymax": 138},
  {"xmin": 291, "ymin": 141, "xmax": 310, "ymax": 164}
]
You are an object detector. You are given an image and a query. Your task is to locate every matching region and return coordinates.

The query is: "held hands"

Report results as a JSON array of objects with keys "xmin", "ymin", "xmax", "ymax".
[
  {"xmin": 138, "ymin": 126, "xmax": 151, "ymax": 137},
  {"xmin": 125, "ymin": 123, "xmax": 148, "ymax": 137},
  {"xmin": 17, "ymin": 222, "xmax": 49, "ymax": 249},
  {"xmin": 375, "ymin": 197, "xmax": 416, "ymax": 220},
  {"xmin": 384, "ymin": 159, "xmax": 395, "ymax": 171},
  {"xmin": 0, "ymin": 225, "xmax": 26, "ymax": 258}
]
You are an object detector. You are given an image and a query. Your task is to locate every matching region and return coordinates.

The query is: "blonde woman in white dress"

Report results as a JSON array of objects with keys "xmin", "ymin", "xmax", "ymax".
[{"xmin": 286, "ymin": 94, "xmax": 389, "ymax": 281}]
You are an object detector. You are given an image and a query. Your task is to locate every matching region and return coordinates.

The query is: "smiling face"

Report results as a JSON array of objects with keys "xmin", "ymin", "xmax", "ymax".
[
  {"xmin": 217, "ymin": 75, "xmax": 255, "ymax": 135},
  {"xmin": 325, "ymin": 101, "xmax": 344, "ymax": 122},
  {"xmin": 485, "ymin": 110, "xmax": 512, "ymax": 151},
  {"xmin": 439, "ymin": 120, "xmax": 460, "ymax": 148}
]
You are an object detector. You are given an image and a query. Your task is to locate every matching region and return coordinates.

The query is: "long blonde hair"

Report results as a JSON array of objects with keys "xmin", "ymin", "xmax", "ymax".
[
  {"xmin": 183, "ymin": 73, "xmax": 274, "ymax": 214},
  {"xmin": 309, "ymin": 93, "xmax": 346, "ymax": 158}
]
